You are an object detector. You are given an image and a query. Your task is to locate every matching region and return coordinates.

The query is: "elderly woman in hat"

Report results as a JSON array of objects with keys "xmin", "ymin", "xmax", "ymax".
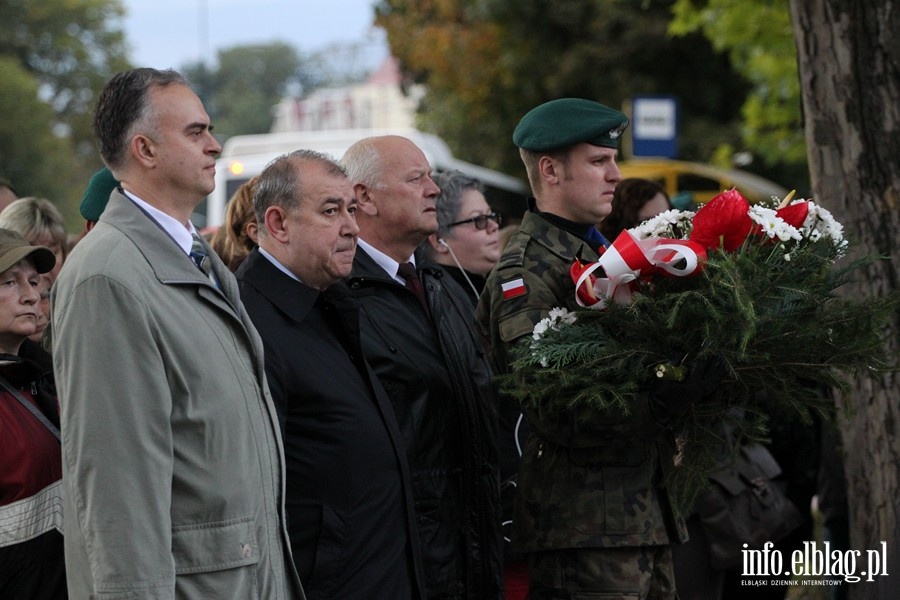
[{"xmin": 0, "ymin": 228, "xmax": 66, "ymax": 599}]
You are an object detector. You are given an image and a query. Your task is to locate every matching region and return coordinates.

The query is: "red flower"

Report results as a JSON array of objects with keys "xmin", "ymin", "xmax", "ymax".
[
  {"xmin": 776, "ymin": 201, "xmax": 809, "ymax": 228},
  {"xmin": 689, "ymin": 189, "xmax": 753, "ymax": 252}
]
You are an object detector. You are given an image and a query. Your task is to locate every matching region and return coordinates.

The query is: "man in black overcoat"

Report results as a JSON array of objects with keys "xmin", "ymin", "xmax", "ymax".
[{"xmin": 236, "ymin": 149, "xmax": 425, "ymax": 600}]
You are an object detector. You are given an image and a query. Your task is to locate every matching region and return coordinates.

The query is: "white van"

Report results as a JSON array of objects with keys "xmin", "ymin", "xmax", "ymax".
[{"xmin": 195, "ymin": 128, "xmax": 529, "ymax": 229}]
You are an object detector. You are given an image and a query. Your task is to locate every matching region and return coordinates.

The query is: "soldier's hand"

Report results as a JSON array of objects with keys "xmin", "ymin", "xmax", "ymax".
[{"xmin": 648, "ymin": 355, "xmax": 728, "ymax": 427}]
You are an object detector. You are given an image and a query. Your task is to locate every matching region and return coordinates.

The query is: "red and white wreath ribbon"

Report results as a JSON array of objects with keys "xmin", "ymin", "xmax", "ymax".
[{"xmin": 573, "ymin": 231, "xmax": 706, "ymax": 309}]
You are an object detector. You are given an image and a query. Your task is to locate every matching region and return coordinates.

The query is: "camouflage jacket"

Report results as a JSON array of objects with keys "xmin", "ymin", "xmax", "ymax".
[{"xmin": 475, "ymin": 209, "xmax": 687, "ymax": 553}]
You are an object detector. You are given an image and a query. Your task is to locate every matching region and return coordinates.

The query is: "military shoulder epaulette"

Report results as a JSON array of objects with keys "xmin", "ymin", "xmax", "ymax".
[{"xmin": 496, "ymin": 231, "xmax": 530, "ymax": 270}]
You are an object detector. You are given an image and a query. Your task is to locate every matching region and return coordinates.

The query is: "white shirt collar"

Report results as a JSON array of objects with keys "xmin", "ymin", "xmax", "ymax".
[
  {"xmin": 357, "ymin": 238, "xmax": 415, "ymax": 285},
  {"xmin": 258, "ymin": 246, "xmax": 302, "ymax": 283},
  {"xmin": 122, "ymin": 189, "xmax": 197, "ymax": 255}
]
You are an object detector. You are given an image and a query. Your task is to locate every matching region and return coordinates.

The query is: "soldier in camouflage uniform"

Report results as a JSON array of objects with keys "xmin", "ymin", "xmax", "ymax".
[{"xmin": 475, "ymin": 98, "xmax": 687, "ymax": 600}]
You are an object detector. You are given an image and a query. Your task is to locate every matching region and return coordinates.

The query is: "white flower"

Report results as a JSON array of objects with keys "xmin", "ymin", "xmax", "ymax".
[
  {"xmin": 802, "ymin": 201, "xmax": 845, "ymax": 249},
  {"xmin": 629, "ymin": 209, "xmax": 695, "ymax": 240},
  {"xmin": 835, "ymin": 239, "xmax": 850, "ymax": 257},
  {"xmin": 532, "ymin": 319, "xmax": 548, "ymax": 340},
  {"xmin": 749, "ymin": 205, "xmax": 801, "ymax": 242},
  {"xmin": 531, "ymin": 307, "xmax": 577, "ymax": 366},
  {"xmin": 548, "ymin": 306, "xmax": 578, "ymax": 326},
  {"xmin": 533, "ymin": 307, "xmax": 577, "ymax": 341}
]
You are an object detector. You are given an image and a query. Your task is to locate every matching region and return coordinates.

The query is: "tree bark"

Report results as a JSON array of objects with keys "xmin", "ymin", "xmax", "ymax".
[{"xmin": 790, "ymin": 1, "xmax": 900, "ymax": 598}]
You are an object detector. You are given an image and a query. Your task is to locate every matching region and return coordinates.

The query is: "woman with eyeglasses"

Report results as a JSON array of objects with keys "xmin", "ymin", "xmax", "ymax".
[{"xmin": 424, "ymin": 170, "xmax": 502, "ymax": 306}]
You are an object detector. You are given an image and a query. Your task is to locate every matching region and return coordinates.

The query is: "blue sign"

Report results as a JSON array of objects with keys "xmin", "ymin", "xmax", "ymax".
[{"xmin": 631, "ymin": 95, "xmax": 679, "ymax": 158}]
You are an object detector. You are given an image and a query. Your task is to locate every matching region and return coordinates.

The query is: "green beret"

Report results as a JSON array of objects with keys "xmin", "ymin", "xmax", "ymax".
[
  {"xmin": 513, "ymin": 98, "xmax": 629, "ymax": 152},
  {"xmin": 80, "ymin": 167, "xmax": 119, "ymax": 222}
]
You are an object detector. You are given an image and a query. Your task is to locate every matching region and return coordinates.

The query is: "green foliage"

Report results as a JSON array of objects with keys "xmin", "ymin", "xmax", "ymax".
[
  {"xmin": 670, "ymin": 0, "xmax": 806, "ymax": 166},
  {"xmin": 183, "ymin": 42, "xmax": 305, "ymax": 138},
  {"xmin": 0, "ymin": 0, "xmax": 129, "ymax": 135},
  {"xmin": 182, "ymin": 40, "xmax": 376, "ymax": 140},
  {"xmin": 376, "ymin": 0, "xmax": 753, "ymax": 178},
  {"xmin": 0, "ymin": 57, "xmax": 80, "ymax": 222},
  {"xmin": 504, "ymin": 216, "xmax": 897, "ymax": 511},
  {"xmin": 0, "ymin": 0, "xmax": 130, "ymax": 226}
]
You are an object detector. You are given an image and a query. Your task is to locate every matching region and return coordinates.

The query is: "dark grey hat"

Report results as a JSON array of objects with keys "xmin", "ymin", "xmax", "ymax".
[
  {"xmin": 0, "ymin": 228, "xmax": 56, "ymax": 274},
  {"xmin": 513, "ymin": 98, "xmax": 629, "ymax": 152}
]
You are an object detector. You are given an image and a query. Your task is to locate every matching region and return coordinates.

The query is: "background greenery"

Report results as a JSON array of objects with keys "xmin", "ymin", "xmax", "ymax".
[
  {"xmin": 2, "ymin": 3, "xmax": 896, "ymax": 597},
  {"xmin": 1, "ymin": 0, "xmax": 807, "ymax": 230},
  {"xmin": 0, "ymin": 0, "xmax": 377, "ymax": 227}
]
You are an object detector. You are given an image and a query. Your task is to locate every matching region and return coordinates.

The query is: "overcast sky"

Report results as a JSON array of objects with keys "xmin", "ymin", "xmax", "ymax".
[{"xmin": 122, "ymin": 0, "xmax": 388, "ymax": 70}]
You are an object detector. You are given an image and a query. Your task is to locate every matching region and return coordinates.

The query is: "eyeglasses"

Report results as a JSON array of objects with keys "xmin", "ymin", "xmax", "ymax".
[{"xmin": 448, "ymin": 212, "xmax": 501, "ymax": 230}]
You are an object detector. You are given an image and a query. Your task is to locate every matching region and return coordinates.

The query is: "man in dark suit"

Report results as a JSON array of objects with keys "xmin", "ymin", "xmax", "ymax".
[
  {"xmin": 235, "ymin": 149, "xmax": 425, "ymax": 600},
  {"xmin": 342, "ymin": 135, "xmax": 503, "ymax": 600}
]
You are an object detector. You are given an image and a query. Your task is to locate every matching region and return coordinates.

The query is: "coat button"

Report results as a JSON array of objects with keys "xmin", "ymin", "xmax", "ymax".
[{"xmin": 241, "ymin": 543, "xmax": 252, "ymax": 558}]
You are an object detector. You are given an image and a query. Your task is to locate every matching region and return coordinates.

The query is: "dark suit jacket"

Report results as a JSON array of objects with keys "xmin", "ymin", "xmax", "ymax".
[
  {"xmin": 346, "ymin": 249, "xmax": 503, "ymax": 600},
  {"xmin": 236, "ymin": 249, "xmax": 425, "ymax": 600}
]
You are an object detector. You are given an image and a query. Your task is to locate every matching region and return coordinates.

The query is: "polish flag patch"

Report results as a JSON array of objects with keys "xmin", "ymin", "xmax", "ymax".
[{"xmin": 501, "ymin": 278, "xmax": 527, "ymax": 300}]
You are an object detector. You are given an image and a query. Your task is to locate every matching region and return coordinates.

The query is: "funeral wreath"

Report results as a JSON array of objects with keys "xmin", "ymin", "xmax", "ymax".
[{"xmin": 504, "ymin": 189, "xmax": 898, "ymax": 511}]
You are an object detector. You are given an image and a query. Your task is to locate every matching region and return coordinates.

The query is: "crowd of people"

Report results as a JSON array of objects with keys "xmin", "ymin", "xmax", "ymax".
[{"xmin": 0, "ymin": 67, "xmax": 844, "ymax": 600}]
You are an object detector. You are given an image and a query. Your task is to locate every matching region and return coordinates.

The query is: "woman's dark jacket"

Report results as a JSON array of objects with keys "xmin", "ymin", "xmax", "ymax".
[
  {"xmin": 438, "ymin": 265, "xmax": 486, "ymax": 308},
  {"xmin": 346, "ymin": 249, "xmax": 503, "ymax": 600}
]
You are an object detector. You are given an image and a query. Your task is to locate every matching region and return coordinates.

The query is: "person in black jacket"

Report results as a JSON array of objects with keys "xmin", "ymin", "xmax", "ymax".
[
  {"xmin": 235, "ymin": 150, "xmax": 425, "ymax": 599},
  {"xmin": 342, "ymin": 135, "xmax": 503, "ymax": 600}
]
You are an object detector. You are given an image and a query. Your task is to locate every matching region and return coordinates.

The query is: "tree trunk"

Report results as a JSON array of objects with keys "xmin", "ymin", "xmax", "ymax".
[{"xmin": 790, "ymin": 1, "xmax": 900, "ymax": 598}]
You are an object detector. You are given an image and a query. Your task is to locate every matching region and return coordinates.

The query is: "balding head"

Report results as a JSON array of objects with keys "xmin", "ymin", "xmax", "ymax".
[{"xmin": 342, "ymin": 136, "xmax": 441, "ymax": 262}]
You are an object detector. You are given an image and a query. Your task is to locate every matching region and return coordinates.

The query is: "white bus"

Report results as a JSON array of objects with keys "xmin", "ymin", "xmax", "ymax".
[{"xmin": 195, "ymin": 128, "xmax": 529, "ymax": 229}]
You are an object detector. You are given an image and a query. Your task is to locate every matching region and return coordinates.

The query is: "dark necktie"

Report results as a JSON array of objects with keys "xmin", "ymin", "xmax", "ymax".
[
  {"xmin": 397, "ymin": 261, "xmax": 429, "ymax": 316},
  {"xmin": 190, "ymin": 234, "xmax": 216, "ymax": 284}
]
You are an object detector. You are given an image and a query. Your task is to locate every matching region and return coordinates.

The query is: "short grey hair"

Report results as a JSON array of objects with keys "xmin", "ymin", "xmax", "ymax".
[
  {"xmin": 94, "ymin": 68, "xmax": 189, "ymax": 172},
  {"xmin": 253, "ymin": 149, "xmax": 347, "ymax": 232},
  {"xmin": 432, "ymin": 170, "xmax": 485, "ymax": 238},
  {"xmin": 341, "ymin": 137, "xmax": 387, "ymax": 190}
]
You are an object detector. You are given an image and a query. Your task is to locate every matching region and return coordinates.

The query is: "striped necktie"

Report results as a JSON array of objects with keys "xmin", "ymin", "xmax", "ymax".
[{"xmin": 190, "ymin": 234, "xmax": 214, "ymax": 281}]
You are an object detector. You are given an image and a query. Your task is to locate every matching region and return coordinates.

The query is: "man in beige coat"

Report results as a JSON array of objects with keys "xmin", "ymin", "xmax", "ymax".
[{"xmin": 52, "ymin": 68, "xmax": 304, "ymax": 599}]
